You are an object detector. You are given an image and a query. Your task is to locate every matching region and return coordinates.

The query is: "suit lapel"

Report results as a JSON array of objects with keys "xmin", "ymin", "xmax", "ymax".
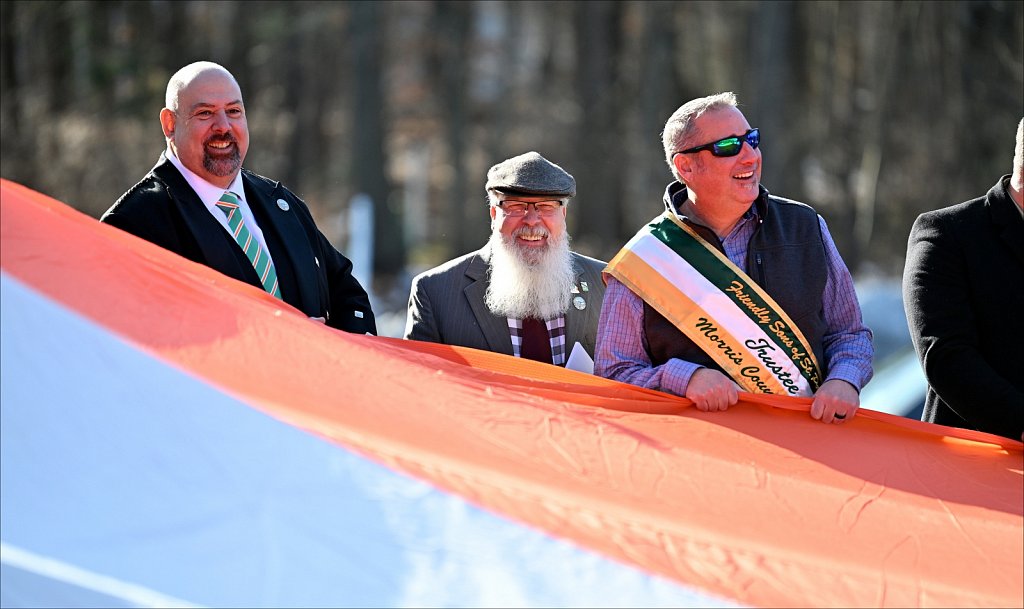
[
  {"xmin": 242, "ymin": 173, "xmax": 319, "ymax": 313},
  {"xmin": 564, "ymin": 254, "xmax": 585, "ymax": 348},
  {"xmin": 988, "ymin": 181, "xmax": 1024, "ymax": 268},
  {"xmin": 152, "ymin": 157, "xmax": 257, "ymax": 284},
  {"xmin": 565, "ymin": 253, "xmax": 602, "ymax": 358},
  {"xmin": 464, "ymin": 248, "xmax": 514, "ymax": 355}
]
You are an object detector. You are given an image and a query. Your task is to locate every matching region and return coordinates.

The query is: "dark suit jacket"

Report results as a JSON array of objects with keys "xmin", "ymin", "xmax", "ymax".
[
  {"xmin": 903, "ymin": 175, "xmax": 1024, "ymax": 440},
  {"xmin": 404, "ymin": 245, "xmax": 607, "ymax": 361},
  {"xmin": 102, "ymin": 154, "xmax": 376, "ymax": 334}
]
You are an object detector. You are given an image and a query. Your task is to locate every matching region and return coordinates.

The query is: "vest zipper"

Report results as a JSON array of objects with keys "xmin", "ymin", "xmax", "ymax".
[{"xmin": 755, "ymin": 253, "xmax": 766, "ymax": 285}]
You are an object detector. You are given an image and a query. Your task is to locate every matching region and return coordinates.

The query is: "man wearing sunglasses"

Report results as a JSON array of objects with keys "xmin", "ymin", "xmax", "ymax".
[
  {"xmin": 597, "ymin": 92, "xmax": 873, "ymax": 424},
  {"xmin": 404, "ymin": 151, "xmax": 606, "ymax": 369}
]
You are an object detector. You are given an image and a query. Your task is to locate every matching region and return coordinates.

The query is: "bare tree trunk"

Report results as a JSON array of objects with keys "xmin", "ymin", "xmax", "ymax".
[
  {"xmin": 752, "ymin": 0, "xmax": 798, "ymax": 198},
  {"xmin": 431, "ymin": 1, "xmax": 472, "ymax": 257},
  {"xmin": 573, "ymin": 0, "xmax": 623, "ymax": 258},
  {"xmin": 619, "ymin": 1, "xmax": 683, "ymax": 232},
  {"xmin": 351, "ymin": 1, "xmax": 403, "ymax": 277},
  {"xmin": 0, "ymin": 0, "xmax": 26, "ymax": 182}
]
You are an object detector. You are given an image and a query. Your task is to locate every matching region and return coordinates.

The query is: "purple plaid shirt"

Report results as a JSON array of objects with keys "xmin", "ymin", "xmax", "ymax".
[{"xmin": 595, "ymin": 206, "xmax": 874, "ymax": 396}]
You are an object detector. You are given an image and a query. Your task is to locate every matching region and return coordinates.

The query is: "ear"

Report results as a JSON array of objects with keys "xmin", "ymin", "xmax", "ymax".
[
  {"xmin": 489, "ymin": 206, "xmax": 497, "ymax": 222},
  {"xmin": 672, "ymin": 152, "xmax": 696, "ymax": 182},
  {"xmin": 159, "ymin": 108, "xmax": 176, "ymax": 139}
]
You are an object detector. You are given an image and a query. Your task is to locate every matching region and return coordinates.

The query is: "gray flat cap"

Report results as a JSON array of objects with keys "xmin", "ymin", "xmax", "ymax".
[{"xmin": 485, "ymin": 151, "xmax": 576, "ymax": 198}]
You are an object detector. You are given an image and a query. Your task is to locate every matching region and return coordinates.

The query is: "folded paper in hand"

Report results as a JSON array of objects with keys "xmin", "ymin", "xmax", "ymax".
[{"xmin": 565, "ymin": 341, "xmax": 594, "ymax": 374}]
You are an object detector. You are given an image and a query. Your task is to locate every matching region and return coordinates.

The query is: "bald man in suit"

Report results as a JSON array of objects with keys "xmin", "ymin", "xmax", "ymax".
[{"xmin": 102, "ymin": 61, "xmax": 375, "ymax": 334}]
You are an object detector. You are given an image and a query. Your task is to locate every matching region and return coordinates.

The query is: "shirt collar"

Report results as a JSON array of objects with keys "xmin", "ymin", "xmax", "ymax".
[{"xmin": 663, "ymin": 180, "xmax": 761, "ymax": 223}]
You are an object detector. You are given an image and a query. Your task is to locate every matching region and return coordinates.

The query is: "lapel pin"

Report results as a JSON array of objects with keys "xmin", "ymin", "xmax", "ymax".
[
  {"xmin": 571, "ymin": 285, "xmax": 580, "ymax": 294},
  {"xmin": 277, "ymin": 198, "xmax": 290, "ymax": 211},
  {"xmin": 573, "ymin": 296, "xmax": 586, "ymax": 310},
  {"xmin": 581, "ymin": 281, "xmax": 589, "ymax": 292}
]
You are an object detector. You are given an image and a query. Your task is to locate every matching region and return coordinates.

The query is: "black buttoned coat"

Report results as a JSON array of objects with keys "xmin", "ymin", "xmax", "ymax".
[
  {"xmin": 903, "ymin": 175, "xmax": 1024, "ymax": 440},
  {"xmin": 102, "ymin": 154, "xmax": 376, "ymax": 334}
]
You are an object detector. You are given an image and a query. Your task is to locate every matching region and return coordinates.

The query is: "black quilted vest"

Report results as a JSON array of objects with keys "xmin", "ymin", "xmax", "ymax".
[{"xmin": 643, "ymin": 184, "xmax": 829, "ymax": 377}]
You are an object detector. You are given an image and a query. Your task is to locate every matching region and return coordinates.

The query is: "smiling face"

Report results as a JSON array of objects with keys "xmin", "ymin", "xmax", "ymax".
[
  {"xmin": 489, "ymin": 194, "xmax": 569, "ymax": 266},
  {"xmin": 160, "ymin": 68, "xmax": 248, "ymax": 188},
  {"xmin": 673, "ymin": 106, "xmax": 762, "ymax": 215},
  {"xmin": 485, "ymin": 193, "xmax": 575, "ymax": 320}
]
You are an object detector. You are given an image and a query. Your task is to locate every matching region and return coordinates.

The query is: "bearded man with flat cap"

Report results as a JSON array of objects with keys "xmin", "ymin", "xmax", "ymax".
[{"xmin": 404, "ymin": 151, "xmax": 606, "ymax": 367}]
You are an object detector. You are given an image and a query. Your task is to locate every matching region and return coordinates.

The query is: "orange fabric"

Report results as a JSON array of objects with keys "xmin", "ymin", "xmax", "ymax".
[{"xmin": 2, "ymin": 179, "xmax": 1022, "ymax": 608}]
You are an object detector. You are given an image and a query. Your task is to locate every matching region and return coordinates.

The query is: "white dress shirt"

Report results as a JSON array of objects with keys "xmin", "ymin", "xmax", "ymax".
[{"xmin": 165, "ymin": 145, "xmax": 276, "ymax": 266}]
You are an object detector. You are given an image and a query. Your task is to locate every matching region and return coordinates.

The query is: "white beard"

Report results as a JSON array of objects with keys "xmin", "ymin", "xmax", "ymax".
[{"xmin": 484, "ymin": 226, "xmax": 575, "ymax": 320}]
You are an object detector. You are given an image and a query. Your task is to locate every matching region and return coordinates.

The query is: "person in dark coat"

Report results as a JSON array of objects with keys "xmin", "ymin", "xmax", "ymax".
[
  {"xmin": 102, "ymin": 61, "xmax": 375, "ymax": 334},
  {"xmin": 903, "ymin": 119, "xmax": 1024, "ymax": 441}
]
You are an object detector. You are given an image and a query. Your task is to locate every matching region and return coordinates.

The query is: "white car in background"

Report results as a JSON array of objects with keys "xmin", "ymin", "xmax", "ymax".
[{"xmin": 855, "ymin": 278, "xmax": 927, "ymax": 420}]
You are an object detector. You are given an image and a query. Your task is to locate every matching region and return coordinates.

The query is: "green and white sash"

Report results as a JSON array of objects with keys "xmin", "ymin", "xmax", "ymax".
[{"xmin": 606, "ymin": 212, "xmax": 823, "ymax": 396}]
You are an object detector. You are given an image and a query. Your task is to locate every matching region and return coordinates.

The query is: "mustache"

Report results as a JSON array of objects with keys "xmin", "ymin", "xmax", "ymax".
[
  {"xmin": 204, "ymin": 133, "xmax": 237, "ymax": 146},
  {"xmin": 512, "ymin": 226, "xmax": 549, "ymax": 239}
]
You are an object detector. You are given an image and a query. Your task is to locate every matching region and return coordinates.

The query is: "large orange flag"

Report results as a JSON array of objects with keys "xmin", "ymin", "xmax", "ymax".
[{"xmin": 2, "ymin": 179, "xmax": 1021, "ymax": 607}]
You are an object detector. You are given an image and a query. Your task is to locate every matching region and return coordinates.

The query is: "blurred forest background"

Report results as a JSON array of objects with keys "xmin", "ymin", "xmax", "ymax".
[{"xmin": 2, "ymin": 0, "xmax": 1023, "ymax": 334}]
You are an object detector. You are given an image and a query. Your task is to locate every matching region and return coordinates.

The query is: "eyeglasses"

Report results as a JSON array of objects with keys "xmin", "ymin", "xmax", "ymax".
[
  {"xmin": 496, "ymin": 200, "xmax": 565, "ymax": 217},
  {"xmin": 676, "ymin": 128, "xmax": 760, "ymax": 158}
]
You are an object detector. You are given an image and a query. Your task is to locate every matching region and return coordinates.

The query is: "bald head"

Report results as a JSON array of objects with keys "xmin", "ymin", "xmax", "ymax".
[
  {"xmin": 165, "ymin": 61, "xmax": 240, "ymax": 113},
  {"xmin": 1011, "ymin": 118, "xmax": 1024, "ymax": 209},
  {"xmin": 160, "ymin": 61, "xmax": 249, "ymax": 188},
  {"xmin": 1013, "ymin": 118, "xmax": 1023, "ymax": 186}
]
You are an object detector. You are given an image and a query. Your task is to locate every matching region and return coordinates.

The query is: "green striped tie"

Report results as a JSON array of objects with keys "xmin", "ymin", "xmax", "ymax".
[{"xmin": 215, "ymin": 191, "xmax": 281, "ymax": 298}]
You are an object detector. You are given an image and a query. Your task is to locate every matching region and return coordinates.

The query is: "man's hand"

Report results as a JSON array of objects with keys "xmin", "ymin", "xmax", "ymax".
[
  {"xmin": 810, "ymin": 379, "xmax": 859, "ymax": 424},
  {"xmin": 686, "ymin": 368, "xmax": 740, "ymax": 412}
]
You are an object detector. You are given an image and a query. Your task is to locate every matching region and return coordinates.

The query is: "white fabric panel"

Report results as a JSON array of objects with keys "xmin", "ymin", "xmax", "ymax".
[{"xmin": 0, "ymin": 272, "xmax": 734, "ymax": 608}]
